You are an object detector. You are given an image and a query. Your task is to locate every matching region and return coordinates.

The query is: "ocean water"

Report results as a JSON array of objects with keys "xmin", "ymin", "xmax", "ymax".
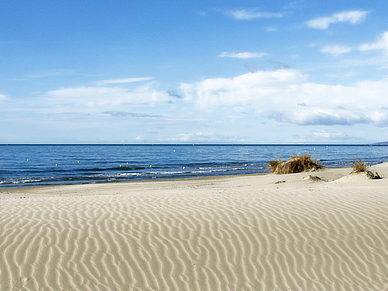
[{"xmin": 1, "ymin": 144, "xmax": 388, "ymax": 188}]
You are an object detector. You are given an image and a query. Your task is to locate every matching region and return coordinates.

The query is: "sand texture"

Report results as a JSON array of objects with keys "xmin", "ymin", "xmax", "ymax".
[{"xmin": 1, "ymin": 164, "xmax": 388, "ymax": 290}]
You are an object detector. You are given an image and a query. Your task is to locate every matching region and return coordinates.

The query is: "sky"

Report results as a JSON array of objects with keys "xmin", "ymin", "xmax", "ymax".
[{"xmin": 1, "ymin": 0, "xmax": 388, "ymax": 144}]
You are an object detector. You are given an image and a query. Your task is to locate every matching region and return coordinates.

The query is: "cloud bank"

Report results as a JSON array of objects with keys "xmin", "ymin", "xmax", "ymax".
[
  {"xmin": 269, "ymin": 110, "xmax": 388, "ymax": 126},
  {"xmin": 178, "ymin": 69, "xmax": 388, "ymax": 127},
  {"xmin": 25, "ymin": 68, "xmax": 388, "ymax": 136}
]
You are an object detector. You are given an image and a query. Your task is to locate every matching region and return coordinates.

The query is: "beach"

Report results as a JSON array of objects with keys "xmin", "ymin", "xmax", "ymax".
[{"xmin": 1, "ymin": 164, "xmax": 388, "ymax": 290}]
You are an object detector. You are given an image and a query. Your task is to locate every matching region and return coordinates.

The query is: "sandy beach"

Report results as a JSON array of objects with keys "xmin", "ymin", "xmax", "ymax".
[{"xmin": 1, "ymin": 164, "xmax": 388, "ymax": 290}]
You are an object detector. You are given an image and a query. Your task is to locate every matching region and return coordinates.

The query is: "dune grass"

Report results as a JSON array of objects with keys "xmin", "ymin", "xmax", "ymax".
[
  {"xmin": 268, "ymin": 154, "xmax": 324, "ymax": 174},
  {"xmin": 351, "ymin": 158, "xmax": 381, "ymax": 179},
  {"xmin": 351, "ymin": 158, "xmax": 367, "ymax": 173}
]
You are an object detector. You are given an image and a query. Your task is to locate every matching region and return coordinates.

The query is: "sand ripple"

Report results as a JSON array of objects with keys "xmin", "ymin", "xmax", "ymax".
[{"xmin": 1, "ymin": 172, "xmax": 388, "ymax": 290}]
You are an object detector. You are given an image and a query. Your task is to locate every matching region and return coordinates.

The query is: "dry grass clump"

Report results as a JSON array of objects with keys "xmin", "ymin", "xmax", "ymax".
[
  {"xmin": 268, "ymin": 157, "xmax": 283, "ymax": 171},
  {"xmin": 268, "ymin": 154, "xmax": 324, "ymax": 174},
  {"xmin": 351, "ymin": 158, "xmax": 381, "ymax": 179},
  {"xmin": 351, "ymin": 158, "xmax": 367, "ymax": 173}
]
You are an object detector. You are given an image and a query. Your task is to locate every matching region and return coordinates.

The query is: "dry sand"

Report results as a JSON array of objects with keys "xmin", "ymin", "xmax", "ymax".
[{"xmin": 1, "ymin": 164, "xmax": 388, "ymax": 290}]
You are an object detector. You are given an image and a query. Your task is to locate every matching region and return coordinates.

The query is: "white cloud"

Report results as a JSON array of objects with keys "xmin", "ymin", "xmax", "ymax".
[
  {"xmin": 94, "ymin": 77, "xmax": 154, "ymax": 86},
  {"xmin": 0, "ymin": 94, "xmax": 7, "ymax": 101},
  {"xmin": 179, "ymin": 69, "xmax": 306, "ymax": 108},
  {"xmin": 359, "ymin": 31, "xmax": 388, "ymax": 53},
  {"xmin": 179, "ymin": 69, "xmax": 388, "ymax": 127},
  {"xmin": 307, "ymin": 10, "xmax": 369, "ymax": 29},
  {"xmin": 307, "ymin": 17, "xmax": 333, "ymax": 30},
  {"xmin": 31, "ymin": 69, "xmax": 388, "ymax": 133},
  {"xmin": 333, "ymin": 10, "xmax": 368, "ymax": 23},
  {"xmin": 45, "ymin": 82, "xmax": 169, "ymax": 109},
  {"xmin": 320, "ymin": 45, "xmax": 352, "ymax": 56},
  {"xmin": 226, "ymin": 9, "xmax": 283, "ymax": 20},
  {"xmin": 269, "ymin": 110, "xmax": 388, "ymax": 126},
  {"xmin": 219, "ymin": 52, "xmax": 267, "ymax": 59}
]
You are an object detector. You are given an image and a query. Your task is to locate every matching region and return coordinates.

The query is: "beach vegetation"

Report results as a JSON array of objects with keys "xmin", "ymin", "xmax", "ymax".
[
  {"xmin": 268, "ymin": 154, "xmax": 324, "ymax": 174},
  {"xmin": 351, "ymin": 158, "xmax": 381, "ymax": 179},
  {"xmin": 351, "ymin": 158, "xmax": 367, "ymax": 173},
  {"xmin": 268, "ymin": 157, "xmax": 283, "ymax": 171}
]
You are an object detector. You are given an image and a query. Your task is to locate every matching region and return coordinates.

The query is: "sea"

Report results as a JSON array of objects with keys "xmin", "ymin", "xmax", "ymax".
[{"xmin": 1, "ymin": 144, "xmax": 388, "ymax": 188}]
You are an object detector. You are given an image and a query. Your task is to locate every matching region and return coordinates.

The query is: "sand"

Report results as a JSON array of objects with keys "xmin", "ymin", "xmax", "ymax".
[{"xmin": 1, "ymin": 164, "xmax": 388, "ymax": 290}]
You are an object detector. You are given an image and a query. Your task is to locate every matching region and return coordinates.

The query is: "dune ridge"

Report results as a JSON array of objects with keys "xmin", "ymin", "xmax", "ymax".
[{"xmin": 1, "ymin": 165, "xmax": 388, "ymax": 290}]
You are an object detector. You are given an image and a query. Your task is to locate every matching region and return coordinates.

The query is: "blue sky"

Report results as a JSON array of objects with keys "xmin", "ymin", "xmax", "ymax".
[{"xmin": 1, "ymin": 0, "xmax": 388, "ymax": 143}]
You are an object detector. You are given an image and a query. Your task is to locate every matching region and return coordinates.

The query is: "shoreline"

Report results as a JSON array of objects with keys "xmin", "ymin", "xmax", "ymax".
[
  {"xmin": 0, "ymin": 172, "xmax": 267, "ymax": 193},
  {"xmin": 1, "ymin": 164, "xmax": 388, "ymax": 290},
  {"xmin": 0, "ymin": 164, "xmax": 357, "ymax": 193}
]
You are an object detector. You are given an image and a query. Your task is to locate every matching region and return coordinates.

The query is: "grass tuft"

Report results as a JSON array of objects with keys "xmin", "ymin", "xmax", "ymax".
[
  {"xmin": 351, "ymin": 158, "xmax": 382, "ymax": 179},
  {"xmin": 267, "ymin": 157, "xmax": 283, "ymax": 172},
  {"xmin": 268, "ymin": 154, "xmax": 324, "ymax": 174},
  {"xmin": 351, "ymin": 158, "xmax": 367, "ymax": 173}
]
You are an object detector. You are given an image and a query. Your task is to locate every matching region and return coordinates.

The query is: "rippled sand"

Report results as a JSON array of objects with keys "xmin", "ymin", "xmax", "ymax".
[{"xmin": 1, "ymin": 164, "xmax": 388, "ymax": 290}]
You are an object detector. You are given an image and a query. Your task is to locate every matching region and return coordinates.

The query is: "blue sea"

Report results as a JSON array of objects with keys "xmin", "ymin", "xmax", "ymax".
[{"xmin": 1, "ymin": 144, "xmax": 388, "ymax": 188}]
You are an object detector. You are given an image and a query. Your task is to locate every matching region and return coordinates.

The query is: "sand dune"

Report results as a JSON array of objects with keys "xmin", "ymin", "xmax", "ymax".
[{"xmin": 1, "ymin": 165, "xmax": 388, "ymax": 290}]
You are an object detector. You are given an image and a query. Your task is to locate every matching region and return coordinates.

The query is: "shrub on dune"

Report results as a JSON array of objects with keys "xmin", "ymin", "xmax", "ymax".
[
  {"xmin": 268, "ymin": 154, "xmax": 324, "ymax": 174},
  {"xmin": 351, "ymin": 158, "xmax": 381, "ymax": 179},
  {"xmin": 351, "ymin": 158, "xmax": 367, "ymax": 173},
  {"xmin": 267, "ymin": 157, "xmax": 283, "ymax": 171}
]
